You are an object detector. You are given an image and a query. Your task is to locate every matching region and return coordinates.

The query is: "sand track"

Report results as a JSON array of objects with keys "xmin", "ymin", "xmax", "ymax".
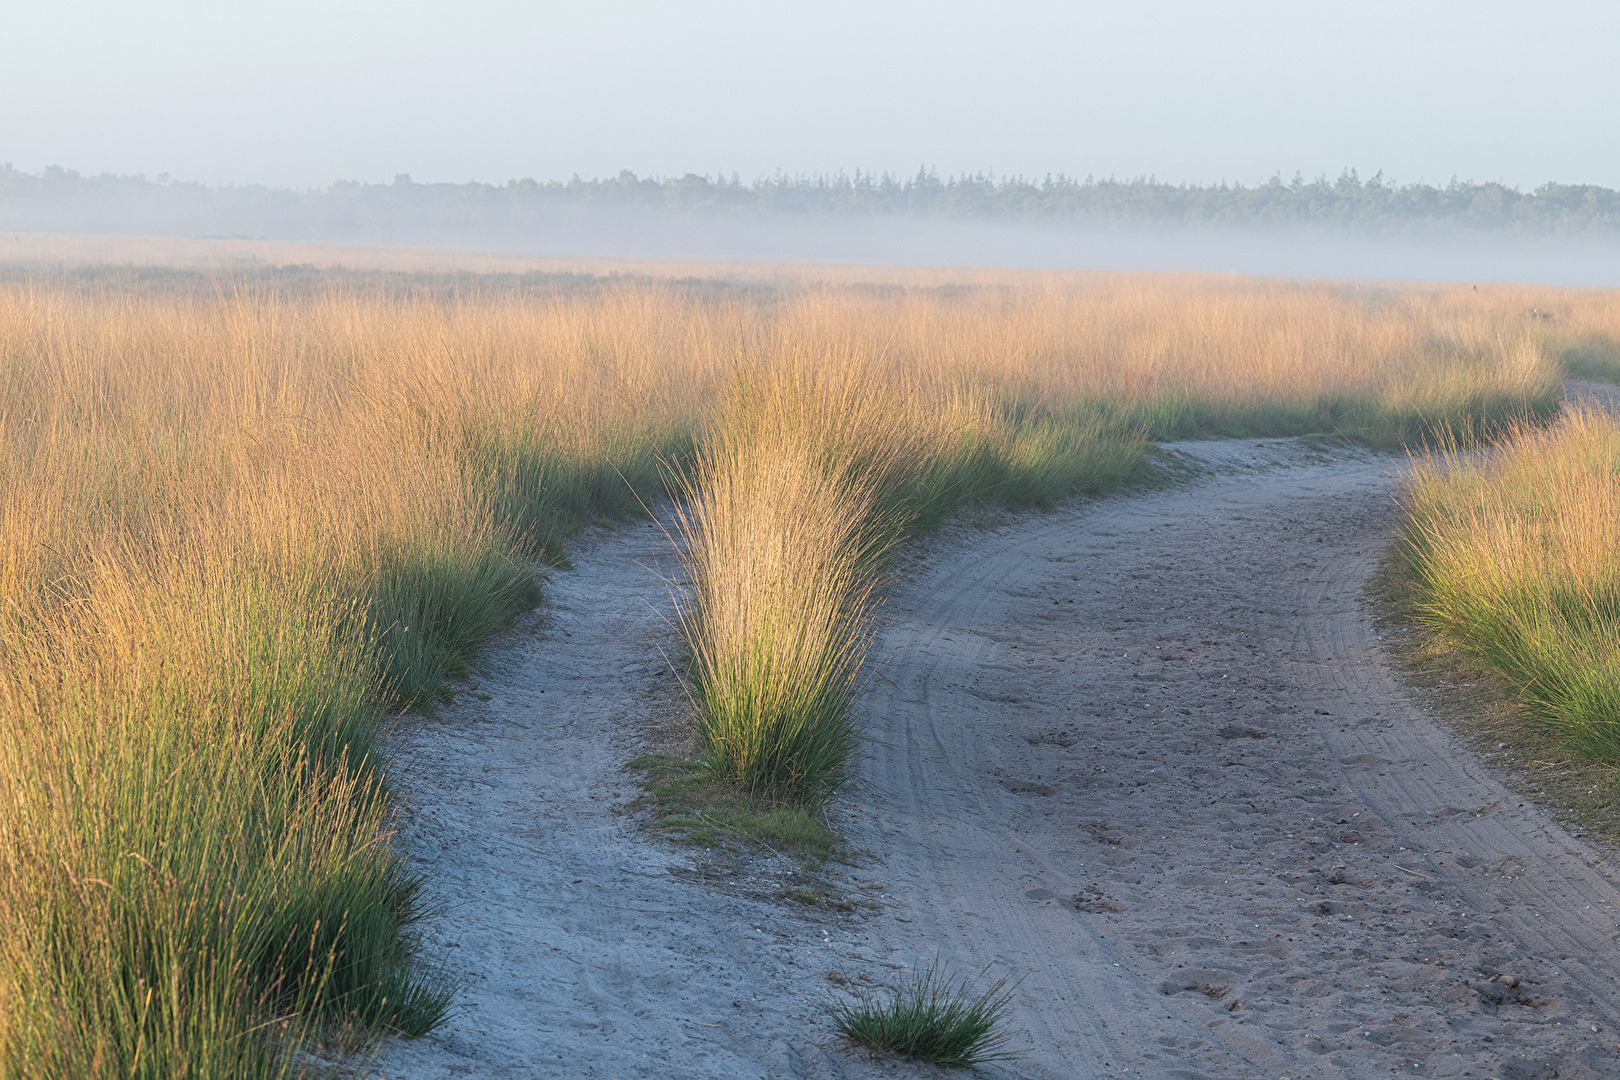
[{"xmin": 374, "ymin": 435, "xmax": 1620, "ymax": 1080}]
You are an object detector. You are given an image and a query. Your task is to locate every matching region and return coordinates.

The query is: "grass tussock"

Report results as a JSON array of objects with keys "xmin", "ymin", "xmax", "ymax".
[
  {"xmin": 0, "ymin": 266, "xmax": 1598, "ymax": 1071},
  {"xmin": 830, "ymin": 960, "xmax": 1015, "ymax": 1067},
  {"xmin": 672, "ymin": 361, "xmax": 927, "ymax": 802},
  {"xmin": 1400, "ymin": 408, "xmax": 1620, "ymax": 759}
]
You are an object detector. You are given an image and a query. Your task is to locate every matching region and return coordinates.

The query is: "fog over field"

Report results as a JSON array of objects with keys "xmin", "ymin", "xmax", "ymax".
[
  {"xmin": 4, "ymin": 167, "xmax": 1620, "ymax": 285},
  {"xmin": 367, "ymin": 208, "xmax": 1618, "ymax": 286}
]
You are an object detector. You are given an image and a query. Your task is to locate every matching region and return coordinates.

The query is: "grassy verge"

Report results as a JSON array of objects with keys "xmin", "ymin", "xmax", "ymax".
[
  {"xmin": 1372, "ymin": 584, "xmax": 1620, "ymax": 845},
  {"xmin": 1398, "ymin": 408, "xmax": 1620, "ymax": 762},
  {"xmin": 1557, "ymin": 336, "xmax": 1620, "ymax": 383},
  {"xmin": 0, "ymin": 288, "xmax": 687, "ymax": 1076}
]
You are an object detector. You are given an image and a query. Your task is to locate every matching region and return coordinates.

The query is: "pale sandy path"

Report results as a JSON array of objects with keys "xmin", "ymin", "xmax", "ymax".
[
  {"xmin": 374, "ymin": 432, "xmax": 1620, "ymax": 1080},
  {"xmin": 848, "ymin": 438, "xmax": 1620, "ymax": 1079},
  {"xmin": 368, "ymin": 523, "xmax": 867, "ymax": 1080}
]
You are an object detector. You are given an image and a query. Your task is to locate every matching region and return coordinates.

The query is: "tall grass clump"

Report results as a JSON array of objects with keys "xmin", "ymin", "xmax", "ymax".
[
  {"xmin": 0, "ymin": 497, "xmax": 450, "ymax": 1076},
  {"xmin": 1401, "ymin": 408, "xmax": 1620, "ymax": 758},
  {"xmin": 673, "ymin": 360, "xmax": 929, "ymax": 801}
]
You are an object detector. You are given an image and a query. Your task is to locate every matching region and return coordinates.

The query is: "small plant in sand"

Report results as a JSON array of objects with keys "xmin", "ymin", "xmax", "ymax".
[{"xmin": 830, "ymin": 959, "xmax": 1015, "ymax": 1067}]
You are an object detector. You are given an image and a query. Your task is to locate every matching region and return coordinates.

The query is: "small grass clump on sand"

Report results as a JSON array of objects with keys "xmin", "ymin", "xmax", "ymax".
[
  {"xmin": 1399, "ymin": 408, "xmax": 1620, "ymax": 759},
  {"xmin": 830, "ymin": 960, "xmax": 1015, "ymax": 1067}
]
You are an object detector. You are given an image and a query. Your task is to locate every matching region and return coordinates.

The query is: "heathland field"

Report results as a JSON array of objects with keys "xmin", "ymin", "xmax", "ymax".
[{"xmin": 0, "ymin": 264, "xmax": 1615, "ymax": 1076}]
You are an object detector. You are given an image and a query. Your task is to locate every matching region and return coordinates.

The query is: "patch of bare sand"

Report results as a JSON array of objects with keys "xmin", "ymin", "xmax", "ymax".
[{"xmin": 375, "ymin": 435, "xmax": 1620, "ymax": 1079}]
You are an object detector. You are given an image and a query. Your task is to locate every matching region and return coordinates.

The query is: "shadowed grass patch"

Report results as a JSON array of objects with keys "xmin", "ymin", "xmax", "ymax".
[
  {"xmin": 624, "ymin": 755, "xmax": 841, "ymax": 866},
  {"xmin": 1374, "ymin": 553, "xmax": 1620, "ymax": 846},
  {"xmin": 1559, "ymin": 336, "xmax": 1620, "ymax": 383}
]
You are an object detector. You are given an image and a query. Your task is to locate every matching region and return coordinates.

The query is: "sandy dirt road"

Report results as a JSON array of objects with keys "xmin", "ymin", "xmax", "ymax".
[{"xmin": 374, "ymin": 434, "xmax": 1620, "ymax": 1080}]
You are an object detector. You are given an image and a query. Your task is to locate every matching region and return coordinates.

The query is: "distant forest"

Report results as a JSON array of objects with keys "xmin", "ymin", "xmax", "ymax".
[{"xmin": 4, "ymin": 165, "xmax": 1620, "ymax": 238}]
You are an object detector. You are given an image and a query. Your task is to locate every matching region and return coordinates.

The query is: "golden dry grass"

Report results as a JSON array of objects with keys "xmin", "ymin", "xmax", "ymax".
[
  {"xmin": 672, "ymin": 360, "xmax": 931, "ymax": 800},
  {"xmin": 0, "ymin": 264, "xmax": 1598, "ymax": 1074},
  {"xmin": 1401, "ymin": 408, "xmax": 1620, "ymax": 759}
]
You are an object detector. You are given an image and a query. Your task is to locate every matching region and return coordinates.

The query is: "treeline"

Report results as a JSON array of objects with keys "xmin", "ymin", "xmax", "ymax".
[{"xmin": 4, "ymin": 164, "xmax": 1620, "ymax": 237}]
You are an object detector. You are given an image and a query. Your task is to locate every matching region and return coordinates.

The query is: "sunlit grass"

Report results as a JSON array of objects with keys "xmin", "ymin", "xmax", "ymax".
[
  {"xmin": 671, "ymin": 361, "xmax": 924, "ymax": 801},
  {"xmin": 0, "ymin": 266, "xmax": 1594, "ymax": 1072},
  {"xmin": 1401, "ymin": 409, "xmax": 1620, "ymax": 759}
]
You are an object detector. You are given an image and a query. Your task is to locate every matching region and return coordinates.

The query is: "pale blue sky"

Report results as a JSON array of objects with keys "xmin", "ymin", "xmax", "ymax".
[{"xmin": 3, "ymin": 0, "xmax": 1618, "ymax": 189}]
